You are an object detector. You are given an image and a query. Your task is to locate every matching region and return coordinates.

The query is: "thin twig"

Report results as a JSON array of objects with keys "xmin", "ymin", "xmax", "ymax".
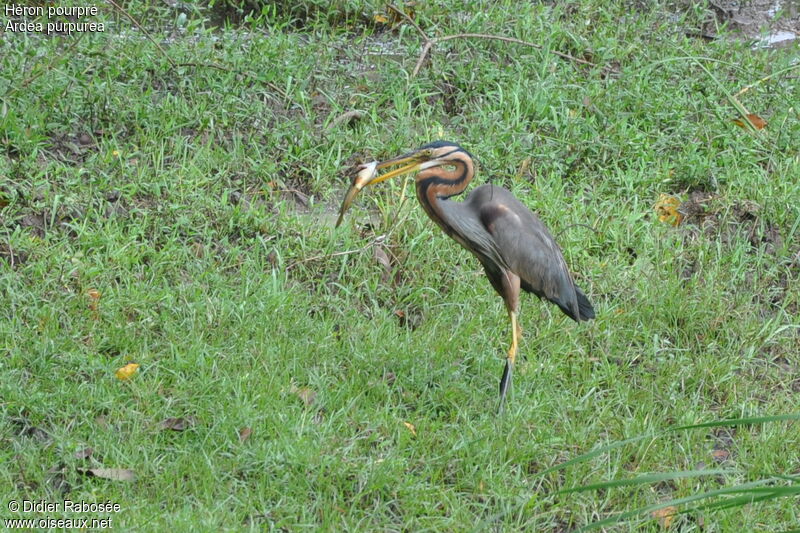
[
  {"xmin": 438, "ymin": 33, "xmax": 595, "ymax": 67},
  {"xmin": 106, "ymin": 0, "xmax": 176, "ymax": 68},
  {"xmin": 413, "ymin": 41, "xmax": 434, "ymax": 76},
  {"xmin": 556, "ymin": 223, "xmax": 602, "ymax": 239},
  {"xmin": 386, "ymin": 4, "xmax": 596, "ymax": 77},
  {"xmin": 386, "ymin": 3, "xmax": 428, "ymax": 39},
  {"xmin": 18, "ymin": 32, "xmax": 87, "ymax": 91},
  {"xmin": 286, "ymin": 235, "xmax": 388, "ymax": 271},
  {"xmin": 176, "ymin": 62, "xmax": 288, "ymax": 100},
  {"xmin": 177, "ymin": 61, "xmax": 233, "ymax": 72},
  {"xmin": 733, "ymin": 62, "xmax": 800, "ymax": 98}
]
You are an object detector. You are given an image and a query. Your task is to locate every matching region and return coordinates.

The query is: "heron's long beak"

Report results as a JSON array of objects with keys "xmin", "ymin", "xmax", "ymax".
[
  {"xmin": 368, "ymin": 152, "xmax": 426, "ymax": 185},
  {"xmin": 334, "ymin": 151, "xmax": 428, "ymax": 227}
]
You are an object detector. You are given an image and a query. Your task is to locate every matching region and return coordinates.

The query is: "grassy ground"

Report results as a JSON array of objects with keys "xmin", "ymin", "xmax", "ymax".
[{"xmin": 2, "ymin": 1, "xmax": 799, "ymax": 530}]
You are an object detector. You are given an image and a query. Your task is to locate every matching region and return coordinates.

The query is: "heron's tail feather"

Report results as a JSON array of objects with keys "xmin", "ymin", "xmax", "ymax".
[{"xmin": 575, "ymin": 286, "xmax": 595, "ymax": 321}]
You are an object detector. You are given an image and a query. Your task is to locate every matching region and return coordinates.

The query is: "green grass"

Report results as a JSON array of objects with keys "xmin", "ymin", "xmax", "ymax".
[{"xmin": 2, "ymin": 0, "xmax": 799, "ymax": 530}]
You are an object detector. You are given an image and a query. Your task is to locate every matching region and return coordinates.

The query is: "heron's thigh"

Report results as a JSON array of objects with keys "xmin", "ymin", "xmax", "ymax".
[{"xmin": 500, "ymin": 270, "xmax": 521, "ymax": 313}]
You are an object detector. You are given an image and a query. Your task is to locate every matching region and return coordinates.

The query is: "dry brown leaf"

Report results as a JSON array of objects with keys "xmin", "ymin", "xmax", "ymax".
[
  {"xmin": 74, "ymin": 447, "xmax": 94, "ymax": 460},
  {"xmin": 87, "ymin": 288, "xmax": 101, "ymax": 319},
  {"xmin": 238, "ymin": 427, "xmax": 253, "ymax": 442},
  {"xmin": 292, "ymin": 386, "xmax": 316, "ymax": 407},
  {"xmin": 711, "ymin": 448, "xmax": 730, "ymax": 462},
  {"xmin": 374, "ymin": 246, "xmax": 391, "ymax": 268},
  {"xmin": 652, "ymin": 506, "xmax": 678, "ymax": 528},
  {"xmin": 79, "ymin": 468, "xmax": 136, "ymax": 482},
  {"xmin": 732, "ymin": 113, "xmax": 767, "ymax": 130},
  {"xmin": 654, "ymin": 194, "xmax": 683, "ymax": 226},
  {"xmin": 158, "ymin": 416, "xmax": 196, "ymax": 432},
  {"xmin": 115, "ymin": 363, "xmax": 139, "ymax": 381},
  {"xmin": 373, "ymin": 245, "xmax": 391, "ymax": 282},
  {"xmin": 403, "ymin": 421, "xmax": 417, "ymax": 436}
]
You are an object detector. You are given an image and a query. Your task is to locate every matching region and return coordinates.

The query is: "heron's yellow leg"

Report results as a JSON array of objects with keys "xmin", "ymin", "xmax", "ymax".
[
  {"xmin": 499, "ymin": 310, "xmax": 520, "ymax": 411},
  {"xmin": 507, "ymin": 310, "xmax": 520, "ymax": 363}
]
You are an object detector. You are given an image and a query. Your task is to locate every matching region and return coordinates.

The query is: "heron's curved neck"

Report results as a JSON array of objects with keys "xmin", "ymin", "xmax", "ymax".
[{"xmin": 415, "ymin": 152, "xmax": 474, "ymax": 234}]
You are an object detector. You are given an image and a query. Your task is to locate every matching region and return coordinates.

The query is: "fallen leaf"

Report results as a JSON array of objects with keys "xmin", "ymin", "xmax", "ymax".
[
  {"xmin": 238, "ymin": 427, "xmax": 253, "ymax": 442},
  {"xmin": 291, "ymin": 386, "xmax": 316, "ymax": 407},
  {"xmin": 711, "ymin": 448, "xmax": 730, "ymax": 462},
  {"xmin": 373, "ymin": 245, "xmax": 391, "ymax": 283},
  {"xmin": 403, "ymin": 421, "xmax": 417, "ymax": 436},
  {"xmin": 158, "ymin": 417, "xmax": 196, "ymax": 432},
  {"xmin": 74, "ymin": 447, "xmax": 94, "ymax": 460},
  {"xmin": 515, "ymin": 157, "xmax": 531, "ymax": 180},
  {"xmin": 654, "ymin": 194, "xmax": 683, "ymax": 226},
  {"xmin": 87, "ymin": 288, "xmax": 101, "ymax": 319},
  {"xmin": 374, "ymin": 245, "xmax": 391, "ymax": 269},
  {"xmin": 732, "ymin": 113, "xmax": 767, "ymax": 130},
  {"xmin": 86, "ymin": 288, "xmax": 101, "ymax": 308},
  {"xmin": 115, "ymin": 363, "xmax": 139, "ymax": 381},
  {"xmin": 652, "ymin": 506, "xmax": 678, "ymax": 528},
  {"xmin": 79, "ymin": 468, "xmax": 136, "ymax": 482}
]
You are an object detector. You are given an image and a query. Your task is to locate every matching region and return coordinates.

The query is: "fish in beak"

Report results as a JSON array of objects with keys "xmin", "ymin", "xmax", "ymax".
[
  {"xmin": 335, "ymin": 161, "xmax": 378, "ymax": 228},
  {"xmin": 334, "ymin": 149, "xmax": 434, "ymax": 227}
]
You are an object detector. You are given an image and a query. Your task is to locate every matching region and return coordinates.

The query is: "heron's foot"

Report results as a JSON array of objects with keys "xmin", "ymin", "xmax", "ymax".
[{"xmin": 498, "ymin": 358, "xmax": 513, "ymax": 413}]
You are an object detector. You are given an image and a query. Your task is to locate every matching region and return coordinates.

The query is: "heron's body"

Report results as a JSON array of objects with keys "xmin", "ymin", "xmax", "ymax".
[
  {"xmin": 422, "ymin": 182, "xmax": 594, "ymax": 323},
  {"xmin": 336, "ymin": 141, "xmax": 594, "ymax": 409}
]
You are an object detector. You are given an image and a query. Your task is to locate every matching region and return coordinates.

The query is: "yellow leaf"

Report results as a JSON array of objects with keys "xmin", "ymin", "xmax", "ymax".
[
  {"xmin": 652, "ymin": 506, "xmax": 677, "ymax": 528},
  {"xmin": 373, "ymin": 14, "xmax": 389, "ymax": 24},
  {"xmin": 115, "ymin": 363, "xmax": 140, "ymax": 381},
  {"xmin": 654, "ymin": 194, "xmax": 683, "ymax": 226},
  {"xmin": 514, "ymin": 157, "xmax": 531, "ymax": 180},
  {"xmin": 86, "ymin": 288, "xmax": 101, "ymax": 312},
  {"xmin": 403, "ymin": 421, "xmax": 417, "ymax": 436}
]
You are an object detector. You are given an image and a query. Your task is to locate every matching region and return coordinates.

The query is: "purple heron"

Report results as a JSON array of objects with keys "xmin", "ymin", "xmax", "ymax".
[{"xmin": 336, "ymin": 141, "xmax": 595, "ymax": 409}]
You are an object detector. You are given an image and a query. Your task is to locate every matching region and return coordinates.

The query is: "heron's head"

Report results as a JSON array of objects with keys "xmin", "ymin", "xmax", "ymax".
[
  {"xmin": 335, "ymin": 141, "xmax": 473, "ymax": 227},
  {"xmin": 366, "ymin": 141, "xmax": 472, "ymax": 185}
]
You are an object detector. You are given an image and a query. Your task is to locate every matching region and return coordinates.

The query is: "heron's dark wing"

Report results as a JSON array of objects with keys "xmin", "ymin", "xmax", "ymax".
[{"xmin": 467, "ymin": 184, "xmax": 594, "ymax": 322}]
